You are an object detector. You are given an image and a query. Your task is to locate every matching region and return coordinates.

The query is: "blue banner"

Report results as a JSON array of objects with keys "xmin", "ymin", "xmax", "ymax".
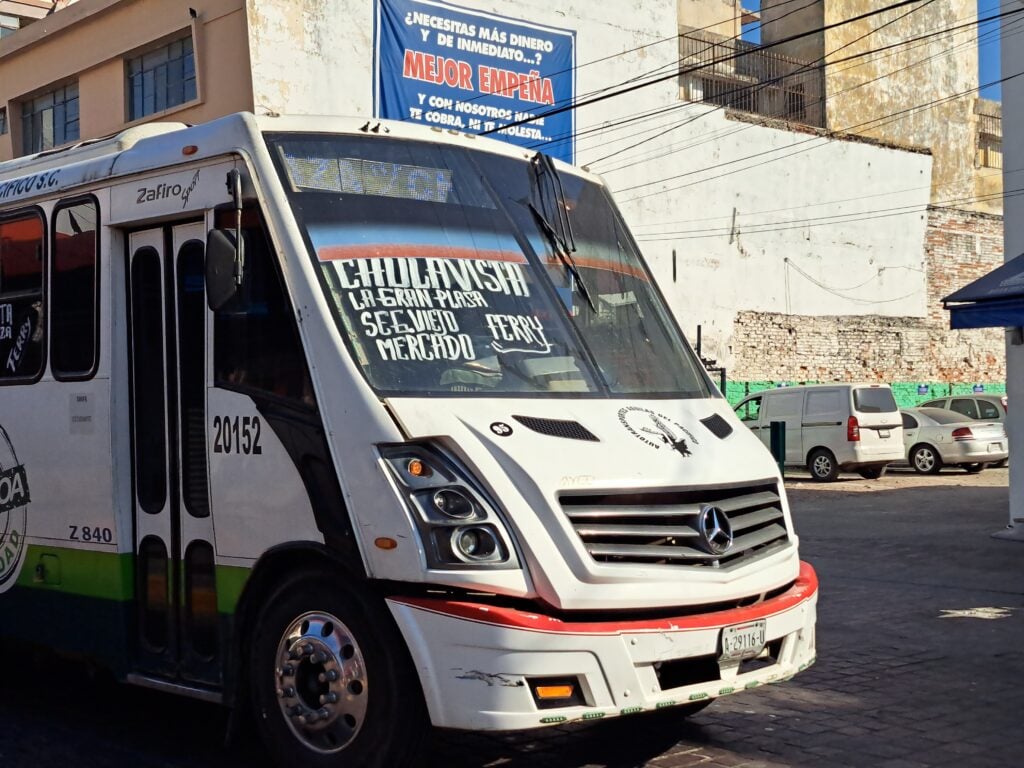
[{"xmin": 375, "ymin": 0, "xmax": 576, "ymax": 163}]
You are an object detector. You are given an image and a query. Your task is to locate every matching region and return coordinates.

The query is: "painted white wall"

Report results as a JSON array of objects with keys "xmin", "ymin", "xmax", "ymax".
[
  {"xmin": 246, "ymin": 0, "xmax": 932, "ymax": 369},
  {"xmin": 247, "ymin": 0, "xmax": 376, "ymax": 116},
  {"xmin": 999, "ymin": 0, "xmax": 1024, "ymax": 536}
]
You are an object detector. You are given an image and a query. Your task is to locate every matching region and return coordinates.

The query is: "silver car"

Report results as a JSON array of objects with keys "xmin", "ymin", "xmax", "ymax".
[
  {"xmin": 900, "ymin": 407, "xmax": 1008, "ymax": 474},
  {"xmin": 918, "ymin": 394, "xmax": 1009, "ymax": 467}
]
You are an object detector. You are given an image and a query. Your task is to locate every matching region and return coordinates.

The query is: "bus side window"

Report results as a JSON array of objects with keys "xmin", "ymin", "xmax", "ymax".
[
  {"xmin": 213, "ymin": 212, "xmax": 315, "ymax": 408},
  {"xmin": 0, "ymin": 210, "xmax": 45, "ymax": 383},
  {"xmin": 52, "ymin": 198, "xmax": 99, "ymax": 379}
]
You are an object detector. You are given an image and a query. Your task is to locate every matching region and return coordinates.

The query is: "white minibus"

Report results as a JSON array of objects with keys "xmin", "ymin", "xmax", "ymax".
[{"xmin": 0, "ymin": 113, "xmax": 817, "ymax": 767}]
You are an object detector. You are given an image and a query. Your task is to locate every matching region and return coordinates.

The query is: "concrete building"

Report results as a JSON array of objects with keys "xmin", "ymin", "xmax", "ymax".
[
  {"xmin": 0, "ymin": 0, "xmax": 1003, "ymax": 404},
  {"xmin": 674, "ymin": 0, "xmax": 1006, "ymax": 400},
  {"xmin": 1, "ymin": 1, "xmax": 52, "ymax": 39},
  {"xmin": 759, "ymin": 0, "xmax": 1002, "ymax": 215}
]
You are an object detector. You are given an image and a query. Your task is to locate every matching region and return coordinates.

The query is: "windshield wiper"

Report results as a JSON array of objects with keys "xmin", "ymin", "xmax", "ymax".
[
  {"xmin": 528, "ymin": 152, "xmax": 597, "ymax": 315},
  {"xmin": 527, "ymin": 201, "xmax": 597, "ymax": 314}
]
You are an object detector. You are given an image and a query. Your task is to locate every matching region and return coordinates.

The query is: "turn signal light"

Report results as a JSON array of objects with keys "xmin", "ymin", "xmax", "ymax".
[
  {"xmin": 536, "ymin": 685, "xmax": 575, "ymax": 700},
  {"xmin": 847, "ymin": 415, "xmax": 861, "ymax": 442},
  {"xmin": 527, "ymin": 676, "xmax": 586, "ymax": 709},
  {"xmin": 406, "ymin": 458, "xmax": 432, "ymax": 478}
]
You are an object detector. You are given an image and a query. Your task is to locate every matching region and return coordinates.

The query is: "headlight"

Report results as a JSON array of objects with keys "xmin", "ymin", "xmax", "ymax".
[
  {"xmin": 432, "ymin": 488, "xmax": 476, "ymax": 519},
  {"xmin": 452, "ymin": 527, "xmax": 501, "ymax": 561},
  {"xmin": 380, "ymin": 444, "xmax": 519, "ymax": 570}
]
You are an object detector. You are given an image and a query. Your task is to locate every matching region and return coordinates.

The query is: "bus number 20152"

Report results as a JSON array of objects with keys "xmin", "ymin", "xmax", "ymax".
[{"xmin": 213, "ymin": 415, "xmax": 263, "ymax": 455}]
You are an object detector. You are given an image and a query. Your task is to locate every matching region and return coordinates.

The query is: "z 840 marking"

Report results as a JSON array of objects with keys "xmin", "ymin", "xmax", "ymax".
[{"xmin": 68, "ymin": 525, "xmax": 114, "ymax": 544}]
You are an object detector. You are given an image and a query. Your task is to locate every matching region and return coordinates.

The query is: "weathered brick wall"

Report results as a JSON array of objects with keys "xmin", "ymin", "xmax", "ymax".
[{"xmin": 730, "ymin": 207, "xmax": 1005, "ymax": 392}]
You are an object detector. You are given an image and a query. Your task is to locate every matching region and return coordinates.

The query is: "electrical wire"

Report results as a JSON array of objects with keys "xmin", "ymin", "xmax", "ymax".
[
  {"xmin": 479, "ymin": 0, "xmax": 927, "ymax": 136},
  {"xmin": 582, "ymin": 0, "xmax": 937, "ymax": 167},
  {"xmin": 589, "ymin": 4, "xmax": 1016, "ymax": 172},
  {"xmin": 618, "ymin": 17, "xmax": 1020, "ymax": 206},
  {"xmin": 535, "ymin": 2, "xmax": 1020, "ymax": 162},
  {"xmin": 396, "ymin": 0, "xmax": 820, "ymax": 118},
  {"xmin": 632, "ymin": 187, "xmax": 1020, "ymax": 242},
  {"xmin": 617, "ymin": 67, "xmax": 1023, "ymax": 202}
]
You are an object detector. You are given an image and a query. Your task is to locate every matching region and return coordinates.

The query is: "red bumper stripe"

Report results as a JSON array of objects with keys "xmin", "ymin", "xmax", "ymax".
[{"xmin": 390, "ymin": 561, "xmax": 818, "ymax": 636}]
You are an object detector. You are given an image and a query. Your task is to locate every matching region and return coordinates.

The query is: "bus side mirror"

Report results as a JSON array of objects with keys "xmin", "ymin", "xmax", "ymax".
[{"xmin": 206, "ymin": 228, "xmax": 240, "ymax": 310}]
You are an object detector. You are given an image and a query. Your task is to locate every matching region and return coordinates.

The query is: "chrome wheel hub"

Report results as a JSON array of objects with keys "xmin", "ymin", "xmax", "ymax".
[
  {"xmin": 915, "ymin": 449, "xmax": 935, "ymax": 472},
  {"xmin": 274, "ymin": 611, "xmax": 368, "ymax": 754},
  {"xmin": 812, "ymin": 456, "xmax": 831, "ymax": 476}
]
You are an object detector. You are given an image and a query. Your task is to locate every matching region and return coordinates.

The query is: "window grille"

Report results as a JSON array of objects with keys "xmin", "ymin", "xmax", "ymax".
[
  {"xmin": 127, "ymin": 34, "xmax": 197, "ymax": 121},
  {"xmin": 21, "ymin": 82, "xmax": 79, "ymax": 155}
]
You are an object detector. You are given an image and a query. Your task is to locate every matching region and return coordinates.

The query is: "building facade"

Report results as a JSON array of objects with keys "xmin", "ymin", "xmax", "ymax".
[{"xmin": 0, "ymin": 0, "xmax": 1003, "ymax": 405}]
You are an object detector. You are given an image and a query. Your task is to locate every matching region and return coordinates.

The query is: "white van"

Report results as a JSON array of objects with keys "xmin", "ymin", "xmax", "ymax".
[{"xmin": 734, "ymin": 384, "xmax": 904, "ymax": 481}]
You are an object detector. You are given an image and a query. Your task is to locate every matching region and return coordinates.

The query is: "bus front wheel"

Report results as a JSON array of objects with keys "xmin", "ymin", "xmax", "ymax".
[{"xmin": 248, "ymin": 575, "xmax": 427, "ymax": 767}]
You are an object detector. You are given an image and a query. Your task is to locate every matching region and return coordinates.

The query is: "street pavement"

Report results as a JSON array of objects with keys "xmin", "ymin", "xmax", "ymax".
[{"xmin": 2, "ymin": 467, "xmax": 1022, "ymax": 767}]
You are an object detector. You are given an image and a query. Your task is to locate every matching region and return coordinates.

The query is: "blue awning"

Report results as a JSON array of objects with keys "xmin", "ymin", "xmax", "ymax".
[{"xmin": 944, "ymin": 252, "xmax": 1024, "ymax": 329}]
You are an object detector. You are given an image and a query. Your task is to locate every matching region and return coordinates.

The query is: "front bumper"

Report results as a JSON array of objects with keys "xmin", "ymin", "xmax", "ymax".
[{"xmin": 388, "ymin": 561, "xmax": 818, "ymax": 731}]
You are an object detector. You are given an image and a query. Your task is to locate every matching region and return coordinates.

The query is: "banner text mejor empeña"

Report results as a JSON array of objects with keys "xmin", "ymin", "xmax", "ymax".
[{"xmin": 375, "ymin": 0, "xmax": 576, "ymax": 162}]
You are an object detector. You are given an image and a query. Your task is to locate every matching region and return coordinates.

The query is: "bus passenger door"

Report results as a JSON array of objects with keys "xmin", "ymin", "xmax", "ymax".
[{"xmin": 127, "ymin": 223, "xmax": 219, "ymax": 687}]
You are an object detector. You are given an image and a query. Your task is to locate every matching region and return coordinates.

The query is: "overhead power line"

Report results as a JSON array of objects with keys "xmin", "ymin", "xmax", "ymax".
[
  {"xmin": 629, "ymin": 165, "xmax": 1018, "ymax": 232},
  {"xmin": 571, "ymin": 4, "xmax": 1021, "ymax": 167},
  {"xmin": 617, "ymin": 67, "xmax": 1024, "ymax": 202},
  {"xmin": 479, "ymin": 0, "xmax": 928, "ymax": 136},
  {"xmin": 633, "ymin": 187, "xmax": 1017, "ymax": 242},
  {"xmin": 594, "ymin": 8, "xmax": 1019, "ymax": 177},
  {"xmin": 400, "ymin": 0, "xmax": 819, "ymax": 117},
  {"xmin": 581, "ymin": 0, "xmax": 937, "ymax": 167}
]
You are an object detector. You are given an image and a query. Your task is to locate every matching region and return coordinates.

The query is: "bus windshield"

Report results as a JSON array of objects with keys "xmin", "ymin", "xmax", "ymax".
[{"xmin": 268, "ymin": 133, "xmax": 711, "ymax": 398}]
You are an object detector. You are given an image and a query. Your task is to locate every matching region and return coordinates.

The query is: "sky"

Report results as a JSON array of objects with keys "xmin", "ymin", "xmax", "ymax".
[{"xmin": 742, "ymin": 0, "xmax": 1002, "ymax": 101}]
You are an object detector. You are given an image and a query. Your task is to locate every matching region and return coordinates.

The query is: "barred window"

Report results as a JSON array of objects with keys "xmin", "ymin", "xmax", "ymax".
[
  {"xmin": 127, "ymin": 35, "xmax": 197, "ymax": 121},
  {"xmin": 21, "ymin": 83, "xmax": 79, "ymax": 155},
  {"xmin": 0, "ymin": 108, "xmax": 7, "ymax": 136}
]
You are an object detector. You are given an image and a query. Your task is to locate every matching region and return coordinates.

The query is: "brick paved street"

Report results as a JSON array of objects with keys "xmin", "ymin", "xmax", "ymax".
[{"xmin": 2, "ymin": 468, "xmax": 1022, "ymax": 767}]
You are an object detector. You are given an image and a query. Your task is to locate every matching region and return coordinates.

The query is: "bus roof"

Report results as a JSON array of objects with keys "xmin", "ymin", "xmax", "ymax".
[{"xmin": 0, "ymin": 112, "xmax": 598, "ymax": 208}]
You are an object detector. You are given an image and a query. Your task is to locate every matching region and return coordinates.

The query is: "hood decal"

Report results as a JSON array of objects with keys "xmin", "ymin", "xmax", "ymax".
[{"xmin": 618, "ymin": 406, "xmax": 699, "ymax": 458}]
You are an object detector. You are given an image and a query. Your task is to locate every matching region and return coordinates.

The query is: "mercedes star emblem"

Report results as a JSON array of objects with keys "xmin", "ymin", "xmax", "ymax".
[{"xmin": 698, "ymin": 504, "xmax": 734, "ymax": 555}]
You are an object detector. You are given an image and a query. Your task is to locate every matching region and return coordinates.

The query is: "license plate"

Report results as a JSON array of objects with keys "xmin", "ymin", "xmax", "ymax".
[
  {"xmin": 990, "ymin": 442, "xmax": 1003, "ymax": 452},
  {"xmin": 879, "ymin": 429, "xmax": 891, "ymax": 438},
  {"xmin": 719, "ymin": 620, "xmax": 766, "ymax": 662}
]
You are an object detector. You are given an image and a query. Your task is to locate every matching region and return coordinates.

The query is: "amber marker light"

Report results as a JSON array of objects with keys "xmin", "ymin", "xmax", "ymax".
[
  {"xmin": 406, "ymin": 458, "xmax": 432, "ymax": 478},
  {"xmin": 182, "ymin": 145, "xmax": 199, "ymax": 156},
  {"xmin": 535, "ymin": 684, "xmax": 575, "ymax": 700},
  {"xmin": 374, "ymin": 537, "xmax": 398, "ymax": 550}
]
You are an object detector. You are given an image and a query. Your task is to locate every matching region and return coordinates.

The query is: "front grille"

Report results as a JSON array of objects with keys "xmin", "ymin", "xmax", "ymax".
[{"xmin": 560, "ymin": 482, "xmax": 789, "ymax": 568}]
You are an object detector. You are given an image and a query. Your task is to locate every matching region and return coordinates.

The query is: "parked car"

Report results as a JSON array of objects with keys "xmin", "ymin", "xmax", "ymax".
[
  {"xmin": 918, "ymin": 394, "xmax": 1008, "ymax": 467},
  {"xmin": 734, "ymin": 383, "xmax": 904, "ymax": 481},
  {"xmin": 899, "ymin": 407, "xmax": 1008, "ymax": 474},
  {"xmin": 918, "ymin": 393, "xmax": 1007, "ymax": 423}
]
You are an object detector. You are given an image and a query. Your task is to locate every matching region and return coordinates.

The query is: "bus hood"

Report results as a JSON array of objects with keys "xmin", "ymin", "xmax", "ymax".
[{"xmin": 384, "ymin": 396, "xmax": 799, "ymax": 611}]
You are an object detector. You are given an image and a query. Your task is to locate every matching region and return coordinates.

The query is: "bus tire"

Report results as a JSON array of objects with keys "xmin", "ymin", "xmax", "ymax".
[{"xmin": 248, "ymin": 574, "xmax": 428, "ymax": 768}]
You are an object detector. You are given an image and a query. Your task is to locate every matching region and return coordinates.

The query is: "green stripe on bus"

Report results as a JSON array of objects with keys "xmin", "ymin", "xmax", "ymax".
[
  {"xmin": 14, "ymin": 544, "xmax": 253, "ymax": 613},
  {"xmin": 16, "ymin": 545, "xmax": 134, "ymax": 601},
  {"xmin": 216, "ymin": 564, "xmax": 251, "ymax": 614}
]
